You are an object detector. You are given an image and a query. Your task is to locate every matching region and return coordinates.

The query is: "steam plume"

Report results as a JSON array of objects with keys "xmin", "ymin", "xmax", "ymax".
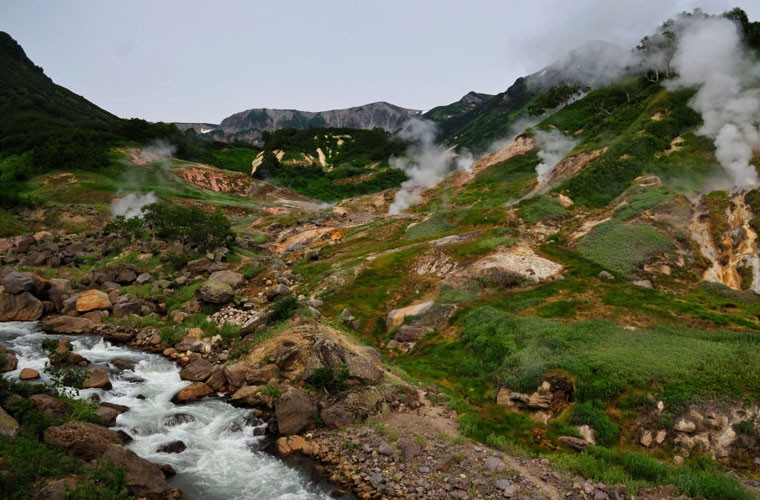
[
  {"xmin": 132, "ymin": 140, "xmax": 177, "ymax": 167},
  {"xmin": 534, "ymin": 129, "xmax": 578, "ymax": 185},
  {"xmin": 111, "ymin": 192, "xmax": 158, "ymax": 219},
  {"xmin": 667, "ymin": 16, "xmax": 760, "ymax": 189},
  {"xmin": 388, "ymin": 119, "xmax": 473, "ymax": 214}
]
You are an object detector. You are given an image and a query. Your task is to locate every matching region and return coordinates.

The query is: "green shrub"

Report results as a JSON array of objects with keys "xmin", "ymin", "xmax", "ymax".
[
  {"xmin": 267, "ymin": 295, "xmax": 299, "ymax": 325},
  {"xmin": 404, "ymin": 216, "xmax": 455, "ymax": 241},
  {"xmin": 240, "ymin": 262, "xmax": 265, "ymax": 279},
  {"xmin": 159, "ymin": 327, "xmax": 182, "ymax": 346},
  {"xmin": 306, "ymin": 365, "xmax": 350, "ymax": 393},
  {"xmin": 569, "ymin": 402, "xmax": 620, "ymax": 447},
  {"xmin": 576, "ymin": 221, "xmax": 672, "ymax": 275},
  {"xmin": 219, "ymin": 323, "xmax": 242, "ymax": 342},
  {"xmin": 518, "ymin": 196, "xmax": 568, "ymax": 225}
]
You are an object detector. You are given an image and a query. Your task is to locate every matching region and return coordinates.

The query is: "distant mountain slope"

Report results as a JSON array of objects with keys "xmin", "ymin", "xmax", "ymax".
[
  {"xmin": 423, "ymin": 91, "xmax": 493, "ymax": 122},
  {"xmin": 178, "ymin": 102, "xmax": 421, "ymax": 143},
  {"xmin": 0, "ymin": 31, "xmax": 119, "ymax": 153}
]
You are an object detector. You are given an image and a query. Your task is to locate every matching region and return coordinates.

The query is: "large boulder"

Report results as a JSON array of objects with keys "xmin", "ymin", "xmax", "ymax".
[
  {"xmin": 0, "ymin": 406, "xmax": 19, "ymax": 437},
  {"xmin": 42, "ymin": 315, "xmax": 96, "ymax": 334},
  {"xmin": 0, "ymin": 292, "xmax": 43, "ymax": 321},
  {"xmin": 1, "ymin": 271, "xmax": 35, "ymax": 294},
  {"xmin": 385, "ymin": 301, "xmax": 434, "ymax": 328},
  {"xmin": 98, "ymin": 444, "xmax": 167, "ymax": 499},
  {"xmin": 275, "ymin": 387, "xmax": 317, "ymax": 436},
  {"xmin": 223, "ymin": 362, "xmax": 249, "ymax": 388},
  {"xmin": 0, "ymin": 345, "xmax": 18, "ymax": 372},
  {"xmin": 30, "ymin": 394, "xmax": 69, "ymax": 420},
  {"xmin": 82, "ymin": 366, "xmax": 112, "ymax": 390},
  {"xmin": 208, "ymin": 270, "xmax": 245, "ymax": 289},
  {"xmin": 196, "ymin": 280, "xmax": 234, "ymax": 304},
  {"xmin": 113, "ymin": 301, "xmax": 143, "ymax": 318},
  {"xmin": 171, "ymin": 382, "xmax": 214, "ymax": 404},
  {"xmin": 230, "ymin": 385, "xmax": 275, "ymax": 409},
  {"xmin": 179, "ymin": 358, "xmax": 214, "ymax": 382},
  {"xmin": 303, "ymin": 336, "xmax": 383, "ymax": 385},
  {"xmin": 76, "ymin": 290, "xmax": 112, "ymax": 313},
  {"xmin": 43, "ymin": 421, "xmax": 122, "ymax": 460}
]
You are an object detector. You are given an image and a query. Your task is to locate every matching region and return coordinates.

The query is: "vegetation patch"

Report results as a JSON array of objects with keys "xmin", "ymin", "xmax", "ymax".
[
  {"xmin": 517, "ymin": 195, "xmax": 567, "ymax": 225},
  {"xmin": 576, "ymin": 221, "xmax": 672, "ymax": 276}
]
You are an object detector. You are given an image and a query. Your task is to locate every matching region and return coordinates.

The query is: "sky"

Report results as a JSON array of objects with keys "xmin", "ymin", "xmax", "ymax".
[{"xmin": 2, "ymin": 0, "xmax": 758, "ymax": 123}]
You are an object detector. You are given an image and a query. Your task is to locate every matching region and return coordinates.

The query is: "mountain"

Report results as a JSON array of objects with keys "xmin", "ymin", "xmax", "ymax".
[
  {"xmin": 423, "ymin": 91, "xmax": 493, "ymax": 122},
  {"xmin": 0, "ymin": 31, "xmax": 119, "ymax": 153},
  {"xmin": 177, "ymin": 101, "xmax": 421, "ymax": 143}
]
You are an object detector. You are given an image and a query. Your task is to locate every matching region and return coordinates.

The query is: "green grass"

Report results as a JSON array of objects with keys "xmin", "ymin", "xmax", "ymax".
[
  {"xmin": 0, "ymin": 207, "xmax": 26, "ymax": 236},
  {"xmin": 517, "ymin": 195, "xmax": 567, "ymax": 224},
  {"xmin": 454, "ymin": 150, "xmax": 539, "ymax": 208},
  {"xmin": 404, "ymin": 216, "xmax": 455, "ymax": 241},
  {"xmin": 576, "ymin": 221, "xmax": 672, "ymax": 276},
  {"xmin": 613, "ymin": 186, "xmax": 675, "ymax": 221}
]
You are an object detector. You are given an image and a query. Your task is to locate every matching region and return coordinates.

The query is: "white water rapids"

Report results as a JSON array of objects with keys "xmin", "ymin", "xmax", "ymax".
[{"xmin": 0, "ymin": 321, "xmax": 331, "ymax": 500}]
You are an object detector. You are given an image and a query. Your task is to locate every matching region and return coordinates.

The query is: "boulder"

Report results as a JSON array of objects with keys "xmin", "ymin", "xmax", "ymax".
[
  {"xmin": 206, "ymin": 365, "xmax": 227, "ymax": 391},
  {"xmin": 386, "ymin": 301, "xmax": 433, "ymax": 328},
  {"xmin": 43, "ymin": 421, "xmax": 122, "ymax": 460},
  {"xmin": 115, "ymin": 268, "xmax": 138, "ymax": 285},
  {"xmin": 0, "ymin": 346, "xmax": 18, "ymax": 372},
  {"xmin": 320, "ymin": 403, "xmax": 355, "ymax": 429},
  {"xmin": 394, "ymin": 325, "xmax": 433, "ymax": 342},
  {"xmin": 196, "ymin": 280, "xmax": 234, "ymax": 304},
  {"xmin": 246, "ymin": 364, "xmax": 279, "ymax": 385},
  {"xmin": 674, "ymin": 419, "xmax": 697, "ymax": 433},
  {"xmin": 0, "ymin": 406, "xmax": 19, "ymax": 437},
  {"xmin": 76, "ymin": 290, "xmax": 112, "ymax": 313},
  {"xmin": 1, "ymin": 271, "xmax": 35, "ymax": 294},
  {"xmin": 162, "ymin": 413, "xmax": 196, "ymax": 427},
  {"xmin": 43, "ymin": 315, "xmax": 96, "ymax": 334},
  {"xmin": 98, "ymin": 444, "xmax": 167, "ymax": 498},
  {"xmin": 223, "ymin": 362, "xmax": 249, "ymax": 388},
  {"xmin": 559, "ymin": 435, "xmax": 589, "ymax": 452},
  {"xmin": 157, "ymin": 440, "xmax": 187, "ymax": 454},
  {"xmin": 171, "ymin": 382, "xmax": 214, "ymax": 404},
  {"xmin": 276, "ymin": 435, "xmax": 306, "ymax": 458},
  {"xmin": 230, "ymin": 385, "xmax": 274, "ymax": 409},
  {"xmin": 96, "ymin": 406, "xmax": 121, "ymax": 426},
  {"xmin": 30, "ymin": 394, "xmax": 69, "ymax": 420},
  {"xmin": 179, "ymin": 358, "xmax": 214, "ymax": 382},
  {"xmin": 266, "ymin": 284, "xmax": 290, "ymax": 301},
  {"xmin": 208, "ymin": 270, "xmax": 245, "ymax": 289},
  {"xmin": 19, "ymin": 368, "xmax": 40, "ymax": 380},
  {"xmin": 82, "ymin": 366, "xmax": 112, "ymax": 390},
  {"xmin": 275, "ymin": 387, "xmax": 317, "ymax": 436},
  {"xmin": 0, "ymin": 292, "xmax": 44, "ymax": 321},
  {"xmin": 113, "ymin": 301, "xmax": 143, "ymax": 318}
]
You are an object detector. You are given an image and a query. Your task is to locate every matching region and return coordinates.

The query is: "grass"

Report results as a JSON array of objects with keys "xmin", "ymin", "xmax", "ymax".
[
  {"xmin": 613, "ymin": 186, "xmax": 675, "ymax": 221},
  {"xmin": 0, "ymin": 207, "xmax": 27, "ymax": 236},
  {"xmin": 517, "ymin": 195, "xmax": 567, "ymax": 225},
  {"xmin": 575, "ymin": 221, "xmax": 672, "ymax": 276},
  {"xmin": 404, "ymin": 216, "xmax": 455, "ymax": 241},
  {"xmin": 453, "ymin": 150, "xmax": 539, "ymax": 208}
]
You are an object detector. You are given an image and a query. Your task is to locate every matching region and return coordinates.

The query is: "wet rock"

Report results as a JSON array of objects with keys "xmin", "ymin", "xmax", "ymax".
[
  {"xmin": 162, "ymin": 413, "xmax": 196, "ymax": 427},
  {"xmin": 111, "ymin": 358, "xmax": 135, "ymax": 370},
  {"xmin": 98, "ymin": 444, "xmax": 167, "ymax": 498},
  {"xmin": 42, "ymin": 315, "xmax": 96, "ymax": 334},
  {"xmin": 83, "ymin": 366, "xmax": 112, "ymax": 390},
  {"xmin": 157, "ymin": 440, "xmax": 187, "ymax": 454},
  {"xmin": 276, "ymin": 435, "xmax": 306, "ymax": 458},
  {"xmin": 160, "ymin": 464, "xmax": 177, "ymax": 478},
  {"xmin": 19, "ymin": 367, "xmax": 40, "ymax": 380},
  {"xmin": 0, "ymin": 346, "xmax": 18, "ymax": 372},
  {"xmin": 171, "ymin": 382, "xmax": 214, "ymax": 404},
  {"xmin": 275, "ymin": 387, "xmax": 317, "ymax": 436},
  {"xmin": 96, "ymin": 406, "xmax": 121, "ymax": 426},
  {"xmin": 43, "ymin": 422, "xmax": 122, "ymax": 460},
  {"xmin": 179, "ymin": 358, "xmax": 214, "ymax": 382},
  {"xmin": 75, "ymin": 289, "xmax": 112, "ymax": 313},
  {"xmin": 0, "ymin": 292, "xmax": 44, "ymax": 321}
]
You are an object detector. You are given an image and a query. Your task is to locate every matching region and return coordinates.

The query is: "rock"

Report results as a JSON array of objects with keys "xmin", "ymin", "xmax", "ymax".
[
  {"xmin": 209, "ymin": 270, "xmax": 245, "ymax": 288},
  {"xmin": 0, "ymin": 292, "xmax": 44, "ymax": 321},
  {"xmin": 495, "ymin": 479, "xmax": 515, "ymax": 495},
  {"xmin": 76, "ymin": 289, "xmax": 112, "ymax": 313},
  {"xmin": 578, "ymin": 424, "xmax": 596, "ymax": 444},
  {"xmin": 398, "ymin": 440, "xmax": 422, "ymax": 459},
  {"xmin": 116, "ymin": 268, "xmax": 138, "ymax": 285},
  {"xmin": 655, "ymin": 430, "xmax": 667, "ymax": 444},
  {"xmin": 632, "ymin": 279, "xmax": 654, "ymax": 289},
  {"xmin": 179, "ymin": 358, "xmax": 214, "ymax": 382},
  {"xmin": 0, "ymin": 406, "xmax": 20, "ymax": 437},
  {"xmin": 96, "ymin": 406, "xmax": 121, "ymax": 426},
  {"xmin": 42, "ymin": 315, "xmax": 96, "ymax": 334},
  {"xmin": 36, "ymin": 477, "xmax": 80, "ymax": 499},
  {"xmin": 162, "ymin": 413, "xmax": 196, "ymax": 427},
  {"xmin": 19, "ymin": 367, "xmax": 40, "ymax": 380},
  {"xmin": 113, "ymin": 301, "xmax": 143, "ymax": 318},
  {"xmin": 275, "ymin": 345, "xmax": 300, "ymax": 370},
  {"xmin": 98, "ymin": 444, "xmax": 167, "ymax": 498},
  {"xmin": 276, "ymin": 435, "xmax": 307, "ymax": 458},
  {"xmin": 157, "ymin": 440, "xmax": 187, "ymax": 454},
  {"xmin": 599, "ymin": 271, "xmax": 615, "ymax": 280},
  {"xmin": 275, "ymin": 387, "xmax": 317, "ymax": 436},
  {"xmin": 83, "ymin": 366, "xmax": 112, "ymax": 390},
  {"xmin": 196, "ymin": 280, "xmax": 235, "ymax": 304},
  {"xmin": 559, "ymin": 436, "xmax": 589, "ymax": 452},
  {"xmin": 377, "ymin": 441, "xmax": 394, "ymax": 456},
  {"xmin": 640, "ymin": 430, "xmax": 653, "ymax": 447},
  {"xmin": 345, "ymin": 353, "xmax": 383, "ymax": 385},
  {"xmin": 30, "ymin": 394, "xmax": 69, "ymax": 419},
  {"xmin": 246, "ymin": 364, "xmax": 278, "ymax": 385},
  {"xmin": 206, "ymin": 365, "xmax": 227, "ymax": 391},
  {"xmin": 496, "ymin": 387, "xmax": 511, "ymax": 406},
  {"xmin": 484, "ymin": 456, "xmax": 506, "ymax": 472},
  {"xmin": 0, "ymin": 347, "xmax": 18, "ymax": 372},
  {"xmin": 230, "ymin": 385, "xmax": 273, "ymax": 408},
  {"xmin": 320, "ymin": 403, "xmax": 354, "ymax": 429},
  {"xmin": 1, "ymin": 271, "xmax": 35, "ymax": 294},
  {"xmin": 160, "ymin": 464, "xmax": 176, "ymax": 478},
  {"xmin": 111, "ymin": 358, "xmax": 135, "ymax": 371},
  {"xmin": 171, "ymin": 382, "xmax": 214, "ymax": 404},
  {"xmin": 386, "ymin": 301, "xmax": 434, "ymax": 329},
  {"xmin": 674, "ymin": 419, "xmax": 697, "ymax": 433},
  {"xmin": 136, "ymin": 273, "xmax": 153, "ymax": 284},
  {"xmin": 266, "ymin": 284, "xmax": 290, "ymax": 301},
  {"xmin": 395, "ymin": 325, "xmax": 433, "ymax": 342},
  {"xmin": 43, "ymin": 421, "xmax": 122, "ymax": 460},
  {"xmin": 223, "ymin": 362, "xmax": 249, "ymax": 388}
]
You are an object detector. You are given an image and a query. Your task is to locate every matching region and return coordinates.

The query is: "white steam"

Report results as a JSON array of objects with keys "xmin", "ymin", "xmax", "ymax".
[
  {"xmin": 132, "ymin": 140, "xmax": 177, "ymax": 167},
  {"xmin": 534, "ymin": 129, "xmax": 578, "ymax": 186},
  {"xmin": 667, "ymin": 16, "xmax": 760, "ymax": 189},
  {"xmin": 110, "ymin": 192, "xmax": 158, "ymax": 219},
  {"xmin": 388, "ymin": 119, "xmax": 473, "ymax": 215}
]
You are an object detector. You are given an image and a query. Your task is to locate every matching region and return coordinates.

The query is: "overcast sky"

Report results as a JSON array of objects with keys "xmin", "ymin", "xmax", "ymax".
[{"xmin": 2, "ymin": 0, "xmax": 757, "ymax": 123}]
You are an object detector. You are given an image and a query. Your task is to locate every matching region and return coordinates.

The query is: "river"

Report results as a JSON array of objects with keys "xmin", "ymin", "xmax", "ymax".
[{"xmin": 0, "ymin": 321, "xmax": 332, "ymax": 500}]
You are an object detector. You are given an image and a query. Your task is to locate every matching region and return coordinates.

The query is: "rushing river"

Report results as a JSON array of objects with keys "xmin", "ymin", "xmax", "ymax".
[{"xmin": 0, "ymin": 321, "xmax": 331, "ymax": 500}]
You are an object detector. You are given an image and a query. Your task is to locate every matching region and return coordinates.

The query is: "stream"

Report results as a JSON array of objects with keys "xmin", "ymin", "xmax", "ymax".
[{"xmin": 0, "ymin": 321, "xmax": 332, "ymax": 500}]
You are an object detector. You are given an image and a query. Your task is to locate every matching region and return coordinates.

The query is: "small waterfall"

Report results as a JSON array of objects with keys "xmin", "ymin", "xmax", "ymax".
[{"xmin": 0, "ymin": 322, "xmax": 331, "ymax": 500}]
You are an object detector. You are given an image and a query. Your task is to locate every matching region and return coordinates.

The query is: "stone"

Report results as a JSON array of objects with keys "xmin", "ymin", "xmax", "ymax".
[
  {"xmin": 266, "ymin": 284, "xmax": 290, "ymax": 301},
  {"xmin": 37, "ymin": 477, "xmax": 80, "ymax": 499},
  {"xmin": 98, "ymin": 444, "xmax": 167, "ymax": 498},
  {"xmin": 196, "ymin": 280, "xmax": 235, "ymax": 304},
  {"xmin": 496, "ymin": 387, "xmax": 511, "ymax": 406},
  {"xmin": 275, "ymin": 346, "xmax": 300, "ymax": 370},
  {"xmin": 115, "ymin": 268, "xmax": 138, "ymax": 284},
  {"xmin": 632, "ymin": 279, "xmax": 654, "ymax": 289},
  {"xmin": 135, "ymin": 273, "xmax": 153, "ymax": 284},
  {"xmin": 275, "ymin": 387, "xmax": 317, "ymax": 436},
  {"xmin": 320, "ymin": 403, "xmax": 354, "ymax": 429},
  {"xmin": 30, "ymin": 394, "xmax": 69, "ymax": 419},
  {"xmin": 377, "ymin": 441, "xmax": 394, "ymax": 456},
  {"xmin": 96, "ymin": 406, "xmax": 121, "ymax": 426},
  {"xmin": 209, "ymin": 270, "xmax": 245, "ymax": 288},
  {"xmin": 578, "ymin": 425, "xmax": 596, "ymax": 444},
  {"xmin": 599, "ymin": 271, "xmax": 615, "ymax": 280},
  {"xmin": 385, "ymin": 301, "xmax": 434, "ymax": 328},
  {"xmin": 484, "ymin": 456, "xmax": 506, "ymax": 472},
  {"xmin": 43, "ymin": 421, "xmax": 122, "ymax": 460},
  {"xmin": 655, "ymin": 430, "xmax": 667, "ymax": 444},
  {"xmin": 179, "ymin": 358, "xmax": 214, "ymax": 382},
  {"xmin": 206, "ymin": 365, "xmax": 227, "ymax": 391},
  {"xmin": 111, "ymin": 358, "xmax": 135, "ymax": 370},
  {"xmin": 42, "ymin": 315, "xmax": 96, "ymax": 334},
  {"xmin": 0, "ymin": 347, "xmax": 18, "ymax": 372},
  {"xmin": 276, "ymin": 435, "xmax": 307, "ymax": 458},
  {"xmin": 19, "ymin": 367, "xmax": 40, "ymax": 380},
  {"xmin": 171, "ymin": 382, "xmax": 214, "ymax": 404},
  {"xmin": 157, "ymin": 440, "xmax": 187, "ymax": 454},
  {"xmin": 640, "ymin": 430, "xmax": 653, "ymax": 447},
  {"xmin": 223, "ymin": 362, "xmax": 249, "ymax": 388},
  {"xmin": 674, "ymin": 419, "xmax": 697, "ymax": 433},
  {"xmin": 161, "ymin": 464, "xmax": 176, "ymax": 478},
  {"xmin": 1, "ymin": 271, "xmax": 35, "ymax": 294},
  {"xmin": 246, "ymin": 364, "xmax": 278, "ymax": 385},
  {"xmin": 559, "ymin": 436, "xmax": 589, "ymax": 452},
  {"xmin": 394, "ymin": 325, "xmax": 433, "ymax": 342},
  {"xmin": 229, "ymin": 385, "xmax": 273, "ymax": 409},
  {"xmin": 76, "ymin": 289, "xmax": 112, "ymax": 313},
  {"xmin": 162, "ymin": 413, "xmax": 196, "ymax": 427},
  {"xmin": 398, "ymin": 440, "xmax": 422, "ymax": 459},
  {"xmin": 113, "ymin": 301, "xmax": 143, "ymax": 318},
  {"xmin": 0, "ymin": 292, "xmax": 44, "ymax": 321},
  {"xmin": 0, "ymin": 406, "xmax": 20, "ymax": 437},
  {"xmin": 83, "ymin": 366, "xmax": 112, "ymax": 390}
]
